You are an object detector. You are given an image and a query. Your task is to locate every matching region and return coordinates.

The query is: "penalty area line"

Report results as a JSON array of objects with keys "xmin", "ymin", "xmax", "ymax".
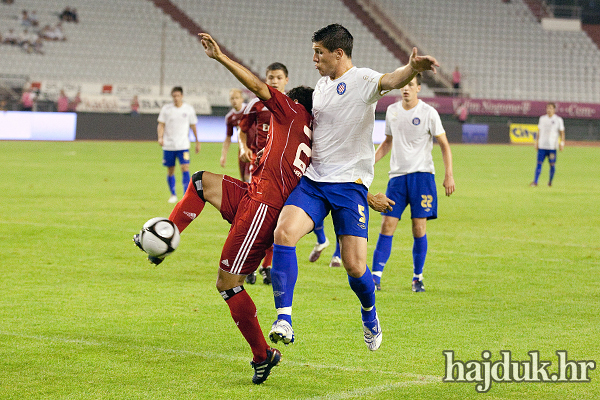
[{"xmin": 1, "ymin": 331, "xmax": 440, "ymax": 383}]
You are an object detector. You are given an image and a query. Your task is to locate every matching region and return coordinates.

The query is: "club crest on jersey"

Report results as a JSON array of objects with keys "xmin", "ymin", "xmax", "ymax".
[
  {"xmin": 412, "ymin": 117, "xmax": 421, "ymax": 126},
  {"xmin": 336, "ymin": 82, "xmax": 347, "ymax": 95}
]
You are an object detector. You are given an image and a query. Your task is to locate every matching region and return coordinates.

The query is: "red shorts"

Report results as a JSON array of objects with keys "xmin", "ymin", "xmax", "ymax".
[{"xmin": 219, "ymin": 175, "xmax": 280, "ymax": 275}]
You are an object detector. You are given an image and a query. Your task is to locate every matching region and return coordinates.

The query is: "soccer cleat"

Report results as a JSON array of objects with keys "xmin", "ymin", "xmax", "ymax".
[
  {"xmin": 363, "ymin": 313, "xmax": 382, "ymax": 351},
  {"xmin": 251, "ymin": 348, "xmax": 281, "ymax": 384},
  {"xmin": 548, "ymin": 182, "xmax": 552, "ymax": 187},
  {"xmin": 245, "ymin": 271, "xmax": 257, "ymax": 284},
  {"xmin": 269, "ymin": 319, "xmax": 295, "ymax": 344},
  {"xmin": 309, "ymin": 238, "xmax": 330, "ymax": 262},
  {"xmin": 412, "ymin": 279, "xmax": 425, "ymax": 292},
  {"xmin": 258, "ymin": 266, "xmax": 271, "ymax": 285},
  {"xmin": 133, "ymin": 233, "xmax": 165, "ymax": 265},
  {"xmin": 373, "ymin": 279, "xmax": 381, "ymax": 291},
  {"xmin": 329, "ymin": 256, "xmax": 342, "ymax": 268},
  {"xmin": 529, "ymin": 182, "xmax": 538, "ymax": 187},
  {"xmin": 168, "ymin": 195, "xmax": 178, "ymax": 203}
]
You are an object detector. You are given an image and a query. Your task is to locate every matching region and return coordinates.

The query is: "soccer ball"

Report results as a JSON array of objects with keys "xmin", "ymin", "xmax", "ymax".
[{"xmin": 138, "ymin": 217, "xmax": 180, "ymax": 258}]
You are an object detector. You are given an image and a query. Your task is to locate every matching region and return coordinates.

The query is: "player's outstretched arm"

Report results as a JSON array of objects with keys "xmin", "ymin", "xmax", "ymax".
[
  {"xmin": 380, "ymin": 47, "xmax": 439, "ymax": 91},
  {"xmin": 199, "ymin": 33, "xmax": 271, "ymax": 101}
]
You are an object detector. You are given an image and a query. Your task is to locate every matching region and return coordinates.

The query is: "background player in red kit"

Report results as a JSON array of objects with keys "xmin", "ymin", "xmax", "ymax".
[
  {"xmin": 238, "ymin": 62, "xmax": 290, "ymax": 285},
  {"xmin": 145, "ymin": 32, "xmax": 313, "ymax": 385},
  {"xmin": 220, "ymin": 88, "xmax": 250, "ymax": 181}
]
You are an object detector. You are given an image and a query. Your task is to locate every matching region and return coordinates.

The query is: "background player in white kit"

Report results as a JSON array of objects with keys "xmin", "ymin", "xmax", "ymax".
[
  {"xmin": 530, "ymin": 102, "xmax": 565, "ymax": 187},
  {"xmin": 268, "ymin": 24, "xmax": 439, "ymax": 351},
  {"xmin": 157, "ymin": 86, "xmax": 200, "ymax": 203},
  {"xmin": 371, "ymin": 73, "xmax": 455, "ymax": 293}
]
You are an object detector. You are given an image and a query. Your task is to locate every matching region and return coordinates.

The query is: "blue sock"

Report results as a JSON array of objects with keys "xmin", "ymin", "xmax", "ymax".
[
  {"xmin": 313, "ymin": 219, "xmax": 327, "ymax": 244},
  {"xmin": 372, "ymin": 234, "xmax": 393, "ymax": 284},
  {"xmin": 549, "ymin": 165, "xmax": 555, "ymax": 184},
  {"xmin": 271, "ymin": 244, "xmax": 298, "ymax": 325},
  {"xmin": 182, "ymin": 171, "xmax": 190, "ymax": 193},
  {"xmin": 167, "ymin": 175, "xmax": 176, "ymax": 195},
  {"xmin": 348, "ymin": 267, "xmax": 376, "ymax": 322},
  {"xmin": 534, "ymin": 163, "xmax": 542, "ymax": 184},
  {"xmin": 333, "ymin": 238, "xmax": 341, "ymax": 258},
  {"xmin": 413, "ymin": 235, "xmax": 427, "ymax": 280}
]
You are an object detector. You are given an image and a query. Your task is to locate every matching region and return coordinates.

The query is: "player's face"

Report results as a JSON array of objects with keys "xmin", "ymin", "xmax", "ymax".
[
  {"xmin": 401, "ymin": 77, "xmax": 421, "ymax": 104},
  {"xmin": 171, "ymin": 91, "xmax": 183, "ymax": 107},
  {"xmin": 546, "ymin": 104, "xmax": 555, "ymax": 117},
  {"xmin": 312, "ymin": 42, "xmax": 337, "ymax": 77},
  {"xmin": 266, "ymin": 69, "xmax": 289, "ymax": 93},
  {"xmin": 229, "ymin": 91, "xmax": 244, "ymax": 110}
]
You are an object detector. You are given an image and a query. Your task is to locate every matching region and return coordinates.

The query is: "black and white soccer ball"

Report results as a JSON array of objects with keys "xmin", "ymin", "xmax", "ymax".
[{"xmin": 138, "ymin": 217, "xmax": 180, "ymax": 258}]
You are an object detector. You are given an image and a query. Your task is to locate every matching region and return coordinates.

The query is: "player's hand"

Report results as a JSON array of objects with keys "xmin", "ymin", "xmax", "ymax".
[
  {"xmin": 199, "ymin": 33, "xmax": 222, "ymax": 60},
  {"xmin": 368, "ymin": 192, "xmax": 395, "ymax": 213},
  {"xmin": 409, "ymin": 47, "xmax": 439, "ymax": 74},
  {"xmin": 220, "ymin": 155, "xmax": 226, "ymax": 168},
  {"xmin": 195, "ymin": 141, "xmax": 201, "ymax": 154},
  {"xmin": 158, "ymin": 137, "xmax": 164, "ymax": 146},
  {"xmin": 239, "ymin": 147, "xmax": 253, "ymax": 163},
  {"xmin": 443, "ymin": 176, "xmax": 455, "ymax": 197}
]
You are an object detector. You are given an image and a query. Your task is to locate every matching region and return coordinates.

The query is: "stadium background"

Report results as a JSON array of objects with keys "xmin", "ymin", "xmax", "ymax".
[{"xmin": 1, "ymin": 0, "xmax": 600, "ymax": 144}]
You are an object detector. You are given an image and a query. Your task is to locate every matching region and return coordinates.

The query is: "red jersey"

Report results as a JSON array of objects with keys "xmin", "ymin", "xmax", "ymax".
[
  {"xmin": 225, "ymin": 103, "xmax": 246, "ymax": 137},
  {"xmin": 247, "ymin": 86, "xmax": 312, "ymax": 209},
  {"xmin": 239, "ymin": 97, "xmax": 271, "ymax": 153}
]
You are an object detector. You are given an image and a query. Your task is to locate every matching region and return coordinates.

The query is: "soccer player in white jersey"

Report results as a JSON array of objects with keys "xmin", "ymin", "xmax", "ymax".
[
  {"xmin": 157, "ymin": 86, "xmax": 200, "ymax": 203},
  {"xmin": 268, "ymin": 24, "xmax": 439, "ymax": 351},
  {"xmin": 371, "ymin": 73, "xmax": 455, "ymax": 293},
  {"xmin": 530, "ymin": 102, "xmax": 565, "ymax": 187}
]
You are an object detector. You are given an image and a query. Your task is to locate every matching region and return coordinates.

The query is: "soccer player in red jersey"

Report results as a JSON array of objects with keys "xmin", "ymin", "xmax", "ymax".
[
  {"xmin": 220, "ymin": 88, "xmax": 250, "ymax": 182},
  {"xmin": 136, "ymin": 32, "xmax": 313, "ymax": 385},
  {"xmin": 238, "ymin": 62, "xmax": 290, "ymax": 285}
]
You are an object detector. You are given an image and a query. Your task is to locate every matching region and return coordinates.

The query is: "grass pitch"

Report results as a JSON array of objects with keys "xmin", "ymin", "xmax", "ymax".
[{"xmin": 0, "ymin": 140, "xmax": 598, "ymax": 399}]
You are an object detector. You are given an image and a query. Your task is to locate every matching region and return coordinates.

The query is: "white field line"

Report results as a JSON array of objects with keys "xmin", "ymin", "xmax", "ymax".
[
  {"xmin": 1, "ymin": 331, "xmax": 441, "ymax": 386},
  {"xmin": 299, "ymin": 379, "xmax": 437, "ymax": 400}
]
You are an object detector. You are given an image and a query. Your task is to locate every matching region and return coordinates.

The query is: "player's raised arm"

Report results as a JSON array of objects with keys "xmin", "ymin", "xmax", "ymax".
[
  {"xmin": 380, "ymin": 47, "xmax": 439, "ymax": 91},
  {"xmin": 199, "ymin": 33, "xmax": 271, "ymax": 101}
]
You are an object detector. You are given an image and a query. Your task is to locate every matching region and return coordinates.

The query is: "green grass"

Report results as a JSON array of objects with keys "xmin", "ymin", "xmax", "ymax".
[{"xmin": 1, "ymin": 140, "xmax": 599, "ymax": 399}]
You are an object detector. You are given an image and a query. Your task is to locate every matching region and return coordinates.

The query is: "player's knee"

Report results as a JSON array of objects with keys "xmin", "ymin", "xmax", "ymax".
[{"xmin": 274, "ymin": 224, "xmax": 298, "ymax": 246}]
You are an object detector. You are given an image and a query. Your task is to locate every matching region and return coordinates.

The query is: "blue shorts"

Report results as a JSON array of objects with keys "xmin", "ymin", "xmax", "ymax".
[
  {"xmin": 537, "ymin": 149, "xmax": 556, "ymax": 164},
  {"xmin": 163, "ymin": 150, "xmax": 190, "ymax": 167},
  {"xmin": 284, "ymin": 177, "xmax": 369, "ymax": 238},
  {"xmin": 383, "ymin": 172, "xmax": 437, "ymax": 220}
]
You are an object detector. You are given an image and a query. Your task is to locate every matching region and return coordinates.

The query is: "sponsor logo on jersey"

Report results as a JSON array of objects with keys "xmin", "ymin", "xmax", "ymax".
[
  {"xmin": 412, "ymin": 117, "xmax": 421, "ymax": 125},
  {"xmin": 337, "ymin": 82, "xmax": 347, "ymax": 95}
]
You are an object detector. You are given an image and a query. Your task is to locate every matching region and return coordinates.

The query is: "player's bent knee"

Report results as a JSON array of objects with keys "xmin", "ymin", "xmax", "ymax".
[{"xmin": 274, "ymin": 224, "xmax": 301, "ymax": 246}]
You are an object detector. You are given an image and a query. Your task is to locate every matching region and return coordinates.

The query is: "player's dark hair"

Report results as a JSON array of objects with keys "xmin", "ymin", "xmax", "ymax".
[
  {"xmin": 287, "ymin": 86, "xmax": 314, "ymax": 115},
  {"xmin": 416, "ymin": 73, "xmax": 422, "ymax": 86},
  {"xmin": 266, "ymin": 62, "xmax": 288, "ymax": 78},
  {"xmin": 547, "ymin": 102, "xmax": 556, "ymax": 108},
  {"xmin": 312, "ymin": 24, "xmax": 353, "ymax": 58},
  {"xmin": 171, "ymin": 86, "xmax": 183, "ymax": 95}
]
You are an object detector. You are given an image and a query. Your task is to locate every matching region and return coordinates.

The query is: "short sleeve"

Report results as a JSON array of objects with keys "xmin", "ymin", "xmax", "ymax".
[
  {"xmin": 188, "ymin": 105, "xmax": 198, "ymax": 125},
  {"xmin": 356, "ymin": 68, "xmax": 385, "ymax": 105},
  {"xmin": 558, "ymin": 117, "xmax": 565, "ymax": 131},
  {"xmin": 157, "ymin": 106, "xmax": 166, "ymax": 123},
  {"xmin": 430, "ymin": 108, "xmax": 445, "ymax": 137},
  {"xmin": 384, "ymin": 106, "xmax": 393, "ymax": 137}
]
